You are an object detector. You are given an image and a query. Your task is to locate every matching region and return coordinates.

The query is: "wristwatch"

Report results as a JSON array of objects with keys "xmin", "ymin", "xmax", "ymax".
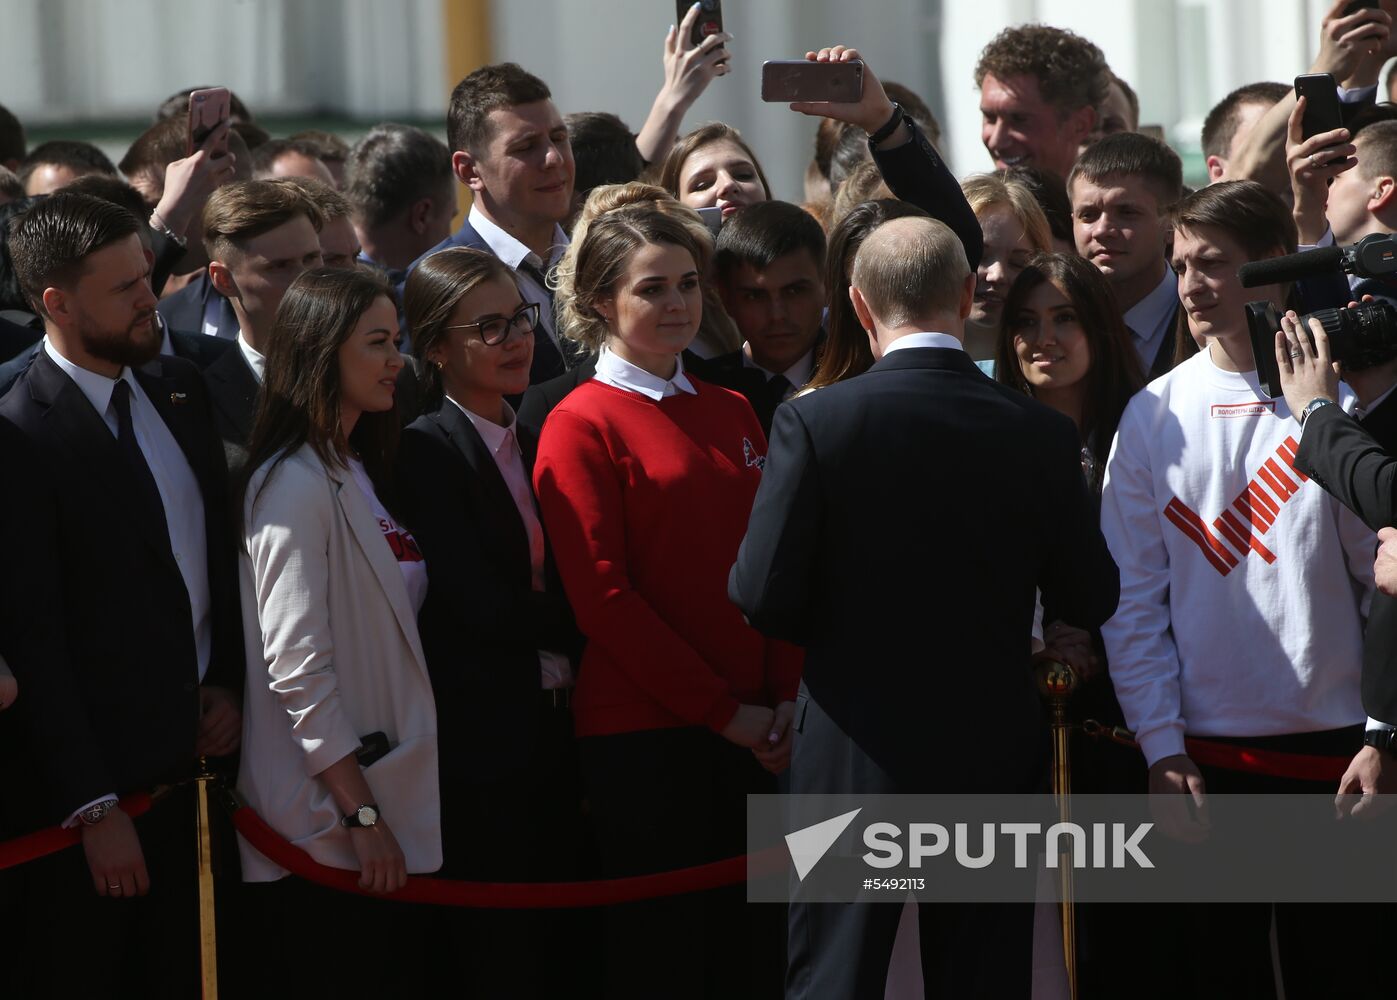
[
  {"xmin": 341, "ymin": 804, "xmax": 380, "ymax": 829},
  {"xmin": 868, "ymin": 102, "xmax": 906, "ymax": 145},
  {"xmin": 1364, "ymin": 729, "xmax": 1397, "ymax": 758},
  {"xmin": 78, "ymin": 798, "xmax": 119, "ymax": 826},
  {"xmin": 1299, "ymin": 396, "xmax": 1336, "ymax": 426}
]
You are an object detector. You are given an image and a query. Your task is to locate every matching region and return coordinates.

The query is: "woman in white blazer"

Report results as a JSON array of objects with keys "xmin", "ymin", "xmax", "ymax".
[{"xmin": 234, "ymin": 267, "xmax": 439, "ymax": 992}]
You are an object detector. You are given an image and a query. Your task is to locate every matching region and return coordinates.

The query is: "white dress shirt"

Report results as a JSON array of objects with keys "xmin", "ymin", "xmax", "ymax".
[
  {"xmin": 448, "ymin": 396, "xmax": 574, "ymax": 689},
  {"xmin": 882, "ymin": 331, "xmax": 965, "ymax": 355},
  {"xmin": 468, "ymin": 205, "xmax": 568, "ymax": 350},
  {"xmin": 592, "ymin": 345, "xmax": 697, "ymax": 400},
  {"xmin": 47, "ymin": 341, "xmax": 213, "ymax": 827},
  {"xmin": 741, "ymin": 343, "xmax": 816, "ymax": 398},
  {"xmin": 1123, "ymin": 267, "xmax": 1178, "ymax": 378},
  {"xmin": 237, "ymin": 332, "xmax": 266, "ymax": 384}
]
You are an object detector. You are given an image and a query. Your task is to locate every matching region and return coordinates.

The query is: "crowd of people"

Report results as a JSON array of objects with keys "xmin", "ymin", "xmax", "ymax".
[{"xmin": 5, "ymin": 1, "xmax": 1397, "ymax": 996}]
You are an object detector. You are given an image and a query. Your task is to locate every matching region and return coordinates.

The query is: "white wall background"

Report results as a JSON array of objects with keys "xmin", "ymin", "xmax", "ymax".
[{"xmin": 0, "ymin": 0, "xmax": 1372, "ymax": 194}]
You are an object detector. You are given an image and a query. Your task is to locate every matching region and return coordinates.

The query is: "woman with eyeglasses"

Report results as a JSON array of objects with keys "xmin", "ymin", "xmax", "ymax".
[{"xmin": 395, "ymin": 247, "xmax": 584, "ymax": 999}]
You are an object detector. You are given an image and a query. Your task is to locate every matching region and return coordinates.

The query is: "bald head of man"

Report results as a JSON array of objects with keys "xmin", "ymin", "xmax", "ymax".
[{"xmin": 849, "ymin": 216, "xmax": 976, "ymax": 356}]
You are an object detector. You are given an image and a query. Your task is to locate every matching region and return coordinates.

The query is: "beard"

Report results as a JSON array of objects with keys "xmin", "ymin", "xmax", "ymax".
[{"xmin": 78, "ymin": 310, "xmax": 162, "ymax": 369}]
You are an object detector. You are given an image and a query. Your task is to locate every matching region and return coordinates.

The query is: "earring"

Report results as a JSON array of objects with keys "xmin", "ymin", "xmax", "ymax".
[{"xmin": 434, "ymin": 360, "xmax": 444, "ymax": 371}]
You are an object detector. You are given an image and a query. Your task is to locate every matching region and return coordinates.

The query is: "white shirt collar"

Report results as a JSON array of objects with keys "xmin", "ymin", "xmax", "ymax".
[
  {"xmin": 468, "ymin": 204, "xmax": 568, "ymax": 270},
  {"xmin": 43, "ymin": 338, "xmax": 136, "ymax": 422},
  {"xmin": 1123, "ymin": 266, "xmax": 1178, "ymax": 343},
  {"xmin": 882, "ymin": 331, "xmax": 965, "ymax": 355},
  {"xmin": 237, "ymin": 332, "xmax": 265, "ymax": 384},
  {"xmin": 742, "ymin": 343, "xmax": 816, "ymax": 388},
  {"xmin": 593, "ymin": 345, "xmax": 697, "ymax": 401},
  {"xmin": 446, "ymin": 394, "xmax": 519, "ymax": 455}
]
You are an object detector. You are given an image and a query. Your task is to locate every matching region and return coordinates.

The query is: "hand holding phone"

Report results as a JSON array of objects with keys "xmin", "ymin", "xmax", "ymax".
[
  {"xmin": 1295, "ymin": 73, "xmax": 1345, "ymax": 141},
  {"xmin": 762, "ymin": 60, "xmax": 864, "ymax": 103}
]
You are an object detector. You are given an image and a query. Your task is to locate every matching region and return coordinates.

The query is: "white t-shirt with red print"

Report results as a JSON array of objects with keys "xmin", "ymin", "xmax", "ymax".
[
  {"xmin": 1100, "ymin": 348, "xmax": 1375, "ymax": 766},
  {"xmin": 347, "ymin": 457, "xmax": 428, "ymax": 614}
]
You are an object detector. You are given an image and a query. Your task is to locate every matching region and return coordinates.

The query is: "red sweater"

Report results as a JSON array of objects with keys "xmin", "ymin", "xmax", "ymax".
[{"xmin": 534, "ymin": 377, "xmax": 803, "ymax": 738}]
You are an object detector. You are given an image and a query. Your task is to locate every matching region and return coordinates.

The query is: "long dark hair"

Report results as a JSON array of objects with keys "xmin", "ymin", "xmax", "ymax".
[
  {"xmin": 995, "ymin": 252, "xmax": 1144, "ymax": 489},
  {"xmin": 238, "ymin": 266, "xmax": 401, "ymax": 523},
  {"xmin": 806, "ymin": 198, "xmax": 929, "ymax": 392}
]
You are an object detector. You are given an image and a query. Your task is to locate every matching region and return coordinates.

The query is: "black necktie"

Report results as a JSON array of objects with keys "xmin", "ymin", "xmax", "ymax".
[
  {"xmin": 111, "ymin": 380, "xmax": 170, "ymax": 539},
  {"xmin": 517, "ymin": 259, "xmax": 557, "ymax": 324},
  {"xmin": 518, "ymin": 258, "xmax": 582, "ymax": 369},
  {"xmin": 765, "ymin": 374, "xmax": 793, "ymax": 406}
]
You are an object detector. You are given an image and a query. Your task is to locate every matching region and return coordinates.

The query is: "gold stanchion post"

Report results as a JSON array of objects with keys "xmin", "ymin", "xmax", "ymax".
[
  {"xmin": 1039, "ymin": 660, "xmax": 1078, "ymax": 1000},
  {"xmin": 196, "ymin": 756, "xmax": 218, "ymax": 999}
]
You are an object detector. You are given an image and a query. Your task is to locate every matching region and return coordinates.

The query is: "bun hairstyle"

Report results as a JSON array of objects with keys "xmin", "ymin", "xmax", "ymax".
[{"xmin": 554, "ymin": 182, "xmax": 727, "ymax": 355}]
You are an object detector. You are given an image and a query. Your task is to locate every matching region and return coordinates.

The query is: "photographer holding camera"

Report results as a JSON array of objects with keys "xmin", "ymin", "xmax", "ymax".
[{"xmin": 1279, "ymin": 90, "xmax": 1397, "ymax": 812}]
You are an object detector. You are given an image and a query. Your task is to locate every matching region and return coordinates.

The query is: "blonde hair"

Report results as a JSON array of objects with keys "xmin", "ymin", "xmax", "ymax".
[
  {"xmin": 961, "ymin": 174, "xmax": 1052, "ymax": 254},
  {"xmin": 829, "ymin": 160, "xmax": 894, "ymax": 232},
  {"xmin": 555, "ymin": 181, "xmax": 739, "ymax": 355}
]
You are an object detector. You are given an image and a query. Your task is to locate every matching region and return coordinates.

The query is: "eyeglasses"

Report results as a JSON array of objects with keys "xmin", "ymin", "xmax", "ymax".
[{"xmin": 444, "ymin": 301, "xmax": 540, "ymax": 346}]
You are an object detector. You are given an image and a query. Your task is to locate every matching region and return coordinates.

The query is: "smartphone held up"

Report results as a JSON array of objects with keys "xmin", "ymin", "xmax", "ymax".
[
  {"xmin": 187, "ymin": 86, "xmax": 232, "ymax": 158},
  {"xmin": 760, "ymin": 60, "xmax": 865, "ymax": 104}
]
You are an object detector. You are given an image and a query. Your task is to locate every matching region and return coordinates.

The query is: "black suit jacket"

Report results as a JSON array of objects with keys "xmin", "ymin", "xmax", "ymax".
[
  {"xmin": 0, "ymin": 315, "xmax": 39, "ymax": 365},
  {"xmin": 157, "ymin": 272, "xmax": 239, "ymax": 341},
  {"xmin": 396, "ymin": 401, "xmax": 582, "ymax": 785},
  {"xmin": 729, "ymin": 347, "xmax": 1119, "ymax": 791},
  {"xmin": 201, "ymin": 342, "xmax": 258, "ymax": 470},
  {"xmin": 1294, "ymin": 396, "xmax": 1397, "ymax": 725},
  {"xmin": 0, "ymin": 352, "xmax": 243, "ymax": 830}
]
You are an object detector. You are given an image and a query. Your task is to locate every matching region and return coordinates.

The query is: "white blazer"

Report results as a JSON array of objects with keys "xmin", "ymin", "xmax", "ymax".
[{"xmin": 236, "ymin": 443, "xmax": 441, "ymax": 881}]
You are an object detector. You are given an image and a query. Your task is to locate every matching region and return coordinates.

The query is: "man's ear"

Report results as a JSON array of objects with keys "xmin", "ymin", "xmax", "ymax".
[
  {"xmin": 959, "ymin": 271, "xmax": 977, "ymax": 320},
  {"xmin": 453, "ymin": 150, "xmax": 484, "ymax": 193},
  {"xmin": 1370, "ymin": 175, "xmax": 1397, "ymax": 214},
  {"xmin": 39, "ymin": 286, "xmax": 69, "ymax": 326},
  {"xmin": 1065, "ymin": 104, "xmax": 1098, "ymax": 146},
  {"xmin": 409, "ymin": 197, "xmax": 435, "ymax": 235},
  {"xmin": 207, "ymin": 260, "xmax": 239, "ymax": 301},
  {"xmin": 1205, "ymin": 155, "xmax": 1227, "ymax": 183},
  {"xmin": 849, "ymin": 284, "xmax": 875, "ymax": 333}
]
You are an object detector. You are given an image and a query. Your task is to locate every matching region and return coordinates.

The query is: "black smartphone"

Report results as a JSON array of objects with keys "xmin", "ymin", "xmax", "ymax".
[
  {"xmin": 1295, "ymin": 73, "xmax": 1345, "ymax": 141},
  {"xmin": 696, "ymin": 206, "xmax": 722, "ymax": 237},
  {"xmin": 677, "ymin": 0, "xmax": 722, "ymax": 49},
  {"xmin": 355, "ymin": 731, "xmax": 392, "ymax": 768},
  {"xmin": 761, "ymin": 60, "xmax": 865, "ymax": 103},
  {"xmin": 1344, "ymin": 0, "xmax": 1380, "ymax": 16}
]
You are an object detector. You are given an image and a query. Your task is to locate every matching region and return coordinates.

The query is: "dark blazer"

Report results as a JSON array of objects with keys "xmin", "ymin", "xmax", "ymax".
[
  {"xmin": 0, "ymin": 326, "xmax": 237, "ymax": 398},
  {"xmin": 201, "ymin": 341, "xmax": 259, "ymax": 468},
  {"xmin": 702, "ymin": 336, "xmax": 827, "ymax": 437},
  {"xmin": 157, "ymin": 272, "xmax": 239, "ymax": 341},
  {"xmin": 1294, "ymin": 395, "xmax": 1397, "ymax": 726},
  {"xmin": 408, "ymin": 218, "xmax": 567, "ymax": 385},
  {"xmin": 871, "ymin": 117, "xmax": 985, "ymax": 270},
  {"xmin": 729, "ymin": 346, "xmax": 1119, "ymax": 792},
  {"xmin": 0, "ymin": 315, "xmax": 39, "ymax": 365},
  {"xmin": 396, "ymin": 400, "xmax": 582, "ymax": 785},
  {"xmin": 0, "ymin": 352, "xmax": 243, "ymax": 830}
]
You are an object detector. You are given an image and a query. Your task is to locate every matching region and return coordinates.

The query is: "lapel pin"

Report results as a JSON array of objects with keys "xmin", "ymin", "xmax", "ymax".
[{"xmin": 170, "ymin": 392, "xmax": 188, "ymax": 405}]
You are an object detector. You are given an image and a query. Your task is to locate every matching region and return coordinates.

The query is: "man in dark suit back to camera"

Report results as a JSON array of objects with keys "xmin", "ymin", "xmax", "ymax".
[
  {"xmin": 0, "ymin": 193, "xmax": 243, "ymax": 998},
  {"xmin": 729, "ymin": 217, "xmax": 1119, "ymax": 999}
]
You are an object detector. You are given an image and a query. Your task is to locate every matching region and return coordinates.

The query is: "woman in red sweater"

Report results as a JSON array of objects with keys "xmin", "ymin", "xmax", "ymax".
[{"xmin": 534, "ymin": 201, "xmax": 799, "ymax": 998}]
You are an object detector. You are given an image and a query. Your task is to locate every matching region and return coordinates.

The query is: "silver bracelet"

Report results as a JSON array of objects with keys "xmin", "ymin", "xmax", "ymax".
[{"xmin": 148, "ymin": 210, "xmax": 188, "ymax": 250}]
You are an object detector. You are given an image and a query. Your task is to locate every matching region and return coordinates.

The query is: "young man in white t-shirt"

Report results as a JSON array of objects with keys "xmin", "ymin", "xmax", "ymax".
[{"xmin": 1099, "ymin": 179, "xmax": 1381, "ymax": 996}]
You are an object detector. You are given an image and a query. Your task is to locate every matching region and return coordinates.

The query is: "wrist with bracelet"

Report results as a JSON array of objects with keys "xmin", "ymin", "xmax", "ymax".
[
  {"xmin": 1299, "ymin": 397, "xmax": 1336, "ymax": 426},
  {"xmin": 867, "ymin": 102, "xmax": 906, "ymax": 145},
  {"xmin": 148, "ymin": 210, "xmax": 188, "ymax": 250}
]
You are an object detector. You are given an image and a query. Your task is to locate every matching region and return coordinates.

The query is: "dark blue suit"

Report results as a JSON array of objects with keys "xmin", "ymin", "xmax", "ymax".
[{"xmin": 156, "ymin": 273, "xmax": 239, "ymax": 342}]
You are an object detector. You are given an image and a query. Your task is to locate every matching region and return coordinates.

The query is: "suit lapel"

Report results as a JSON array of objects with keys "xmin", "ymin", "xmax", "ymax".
[
  {"xmin": 330, "ymin": 461, "xmax": 430, "ymax": 683},
  {"xmin": 437, "ymin": 404, "xmax": 532, "ymax": 577},
  {"xmin": 205, "ymin": 347, "xmax": 258, "ymax": 442},
  {"xmin": 28, "ymin": 353, "xmax": 179, "ymax": 572}
]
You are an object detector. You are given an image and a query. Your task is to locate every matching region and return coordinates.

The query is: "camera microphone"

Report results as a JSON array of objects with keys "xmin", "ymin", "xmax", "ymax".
[
  {"xmin": 1238, "ymin": 246, "xmax": 1345, "ymax": 287},
  {"xmin": 1238, "ymin": 233, "xmax": 1397, "ymax": 288}
]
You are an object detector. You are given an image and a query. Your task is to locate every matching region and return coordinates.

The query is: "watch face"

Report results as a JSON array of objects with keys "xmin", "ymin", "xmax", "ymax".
[{"xmin": 357, "ymin": 805, "xmax": 378, "ymax": 827}]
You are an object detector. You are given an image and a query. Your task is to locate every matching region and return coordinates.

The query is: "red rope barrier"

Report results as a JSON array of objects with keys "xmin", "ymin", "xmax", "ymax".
[
  {"xmin": 1085, "ymin": 721, "xmax": 1350, "ymax": 783},
  {"xmin": 0, "ymin": 792, "xmax": 153, "ymax": 871},
  {"xmin": 230, "ymin": 804, "xmax": 786, "ymax": 908}
]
